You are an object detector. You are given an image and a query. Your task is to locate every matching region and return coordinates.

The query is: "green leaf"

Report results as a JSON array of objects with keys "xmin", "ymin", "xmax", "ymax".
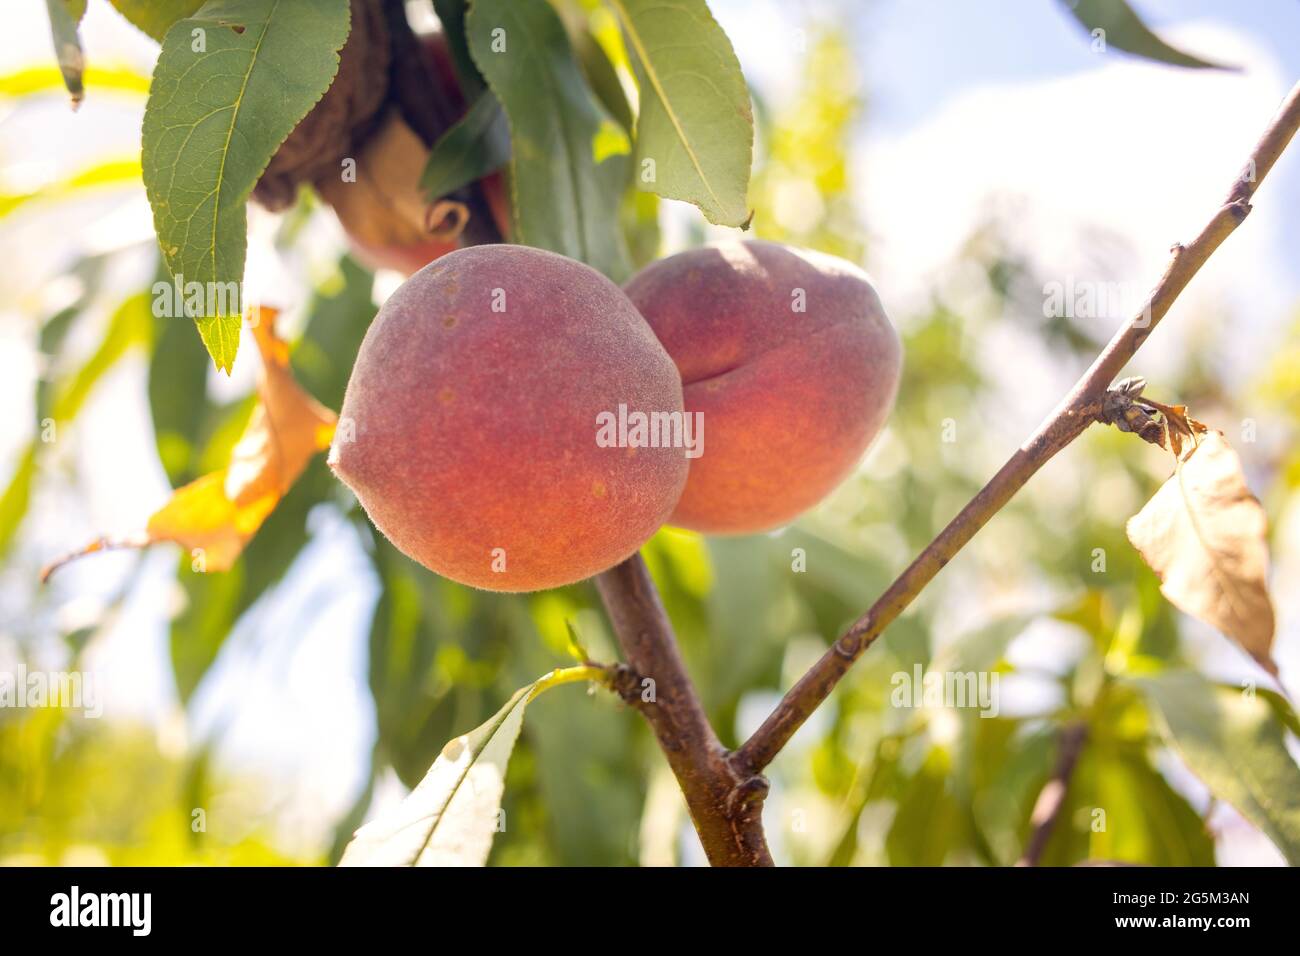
[
  {"xmin": 339, "ymin": 666, "xmax": 603, "ymax": 866},
  {"xmin": 0, "ymin": 157, "xmax": 143, "ymax": 221},
  {"xmin": 608, "ymin": 0, "xmax": 753, "ymax": 227},
  {"xmin": 886, "ymin": 747, "xmax": 964, "ymax": 865},
  {"xmin": 108, "ymin": 0, "xmax": 205, "ymax": 43},
  {"xmin": 466, "ymin": 0, "xmax": 631, "ymax": 279},
  {"xmin": 2, "ymin": 290, "xmax": 153, "ymax": 556},
  {"xmin": 0, "ymin": 447, "xmax": 37, "ymax": 557},
  {"xmin": 574, "ymin": 26, "xmax": 633, "ymax": 134},
  {"xmin": 419, "ymin": 92, "xmax": 511, "ymax": 201},
  {"xmin": 931, "ymin": 615, "xmax": 1032, "ymax": 676},
  {"xmin": 1139, "ymin": 671, "xmax": 1300, "ymax": 864},
  {"xmin": 169, "ymin": 457, "xmax": 333, "ymax": 703},
  {"xmin": 0, "ymin": 64, "xmax": 151, "ymax": 99},
  {"xmin": 44, "ymin": 0, "xmax": 85, "ymax": 107},
  {"xmin": 289, "ymin": 256, "xmax": 378, "ymax": 408},
  {"xmin": 431, "ymin": 0, "xmax": 482, "ymax": 96},
  {"xmin": 141, "ymin": 0, "xmax": 352, "ymax": 372},
  {"xmin": 49, "ymin": 292, "xmax": 154, "ymax": 423},
  {"xmin": 1059, "ymin": 0, "xmax": 1233, "ymax": 70}
]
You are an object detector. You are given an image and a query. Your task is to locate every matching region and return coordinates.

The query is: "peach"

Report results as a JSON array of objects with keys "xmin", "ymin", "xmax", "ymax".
[
  {"xmin": 330, "ymin": 245, "xmax": 688, "ymax": 591},
  {"xmin": 624, "ymin": 240, "xmax": 901, "ymax": 534}
]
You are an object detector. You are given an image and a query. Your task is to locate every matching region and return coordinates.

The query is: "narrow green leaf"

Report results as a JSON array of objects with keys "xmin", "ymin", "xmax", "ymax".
[
  {"xmin": 0, "ymin": 447, "xmax": 38, "ymax": 557},
  {"xmin": 49, "ymin": 293, "xmax": 154, "ymax": 423},
  {"xmin": 44, "ymin": 0, "xmax": 85, "ymax": 107},
  {"xmin": 0, "ymin": 157, "xmax": 142, "ymax": 221},
  {"xmin": 419, "ymin": 92, "xmax": 511, "ymax": 201},
  {"xmin": 431, "ymin": 0, "xmax": 482, "ymax": 96},
  {"xmin": 466, "ymin": 0, "xmax": 631, "ymax": 279},
  {"xmin": 2, "ymin": 291, "xmax": 153, "ymax": 556},
  {"xmin": 608, "ymin": 0, "xmax": 753, "ymax": 227},
  {"xmin": 0, "ymin": 64, "xmax": 150, "ymax": 99},
  {"xmin": 340, "ymin": 666, "xmax": 603, "ymax": 866},
  {"xmin": 141, "ymin": 0, "xmax": 352, "ymax": 372},
  {"xmin": 108, "ymin": 0, "xmax": 205, "ymax": 43},
  {"xmin": 574, "ymin": 26, "xmax": 633, "ymax": 134},
  {"xmin": 931, "ymin": 615, "xmax": 1032, "ymax": 675},
  {"xmin": 1139, "ymin": 671, "xmax": 1300, "ymax": 864},
  {"xmin": 1059, "ymin": 0, "xmax": 1233, "ymax": 70}
]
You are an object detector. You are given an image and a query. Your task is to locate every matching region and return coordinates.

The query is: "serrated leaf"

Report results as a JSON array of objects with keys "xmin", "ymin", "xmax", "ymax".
[
  {"xmin": 109, "ymin": 0, "xmax": 205, "ymax": 43},
  {"xmin": 1139, "ymin": 672, "xmax": 1300, "ymax": 865},
  {"xmin": 1059, "ymin": 0, "xmax": 1233, "ymax": 70},
  {"xmin": 608, "ymin": 0, "xmax": 753, "ymax": 227},
  {"xmin": 141, "ymin": 0, "xmax": 351, "ymax": 372},
  {"xmin": 466, "ymin": 0, "xmax": 630, "ymax": 279},
  {"xmin": 420, "ymin": 92, "xmax": 511, "ymax": 201},
  {"xmin": 1126, "ymin": 430, "xmax": 1276, "ymax": 675},
  {"xmin": 44, "ymin": 0, "xmax": 85, "ymax": 107},
  {"xmin": 339, "ymin": 666, "xmax": 603, "ymax": 866}
]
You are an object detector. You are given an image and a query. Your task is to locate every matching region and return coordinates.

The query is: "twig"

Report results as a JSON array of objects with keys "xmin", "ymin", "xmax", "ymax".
[
  {"xmin": 1018, "ymin": 723, "xmax": 1089, "ymax": 866},
  {"xmin": 595, "ymin": 555, "xmax": 773, "ymax": 866},
  {"xmin": 730, "ymin": 80, "xmax": 1300, "ymax": 779}
]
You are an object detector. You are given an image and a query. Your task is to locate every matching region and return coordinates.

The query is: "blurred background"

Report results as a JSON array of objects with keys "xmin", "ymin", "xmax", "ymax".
[{"xmin": 1, "ymin": 0, "xmax": 1298, "ymax": 865}]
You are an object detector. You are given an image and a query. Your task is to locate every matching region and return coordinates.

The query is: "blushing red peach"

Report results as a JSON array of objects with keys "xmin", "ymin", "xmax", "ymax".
[
  {"xmin": 624, "ymin": 239, "xmax": 901, "ymax": 534},
  {"xmin": 331, "ymin": 245, "xmax": 688, "ymax": 591}
]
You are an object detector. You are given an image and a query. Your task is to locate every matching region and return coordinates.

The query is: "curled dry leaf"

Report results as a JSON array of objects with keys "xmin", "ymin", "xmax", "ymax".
[
  {"xmin": 1126, "ymin": 429, "xmax": 1277, "ymax": 675},
  {"xmin": 42, "ymin": 309, "xmax": 336, "ymax": 580},
  {"xmin": 315, "ymin": 110, "xmax": 469, "ymax": 247}
]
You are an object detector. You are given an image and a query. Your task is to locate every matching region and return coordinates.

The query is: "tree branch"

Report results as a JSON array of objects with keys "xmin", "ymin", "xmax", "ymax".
[
  {"xmin": 1017, "ymin": 722, "xmax": 1089, "ymax": 866},
  {"xmin": 595, "ymin": 555, "xmax": 773, "ymax": 866},
  {"xmin": 731, "ymin": 79, "xmax": 1300, "ymax": 779}
]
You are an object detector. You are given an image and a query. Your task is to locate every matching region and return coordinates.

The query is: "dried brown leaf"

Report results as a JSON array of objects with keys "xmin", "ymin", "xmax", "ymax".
[
  {"xmin": 43, "ymin": 310, "xmax": 336, "ymax": 580},
  {"xmin": 1126, "ymin": 430, "xmax": 1277, "ymax": 674}
]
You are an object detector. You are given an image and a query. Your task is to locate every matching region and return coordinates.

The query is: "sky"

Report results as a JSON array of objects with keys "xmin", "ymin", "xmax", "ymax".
[{"xmin": 2, "ymin": 0, "xmax": 1298, "ymax": 862}]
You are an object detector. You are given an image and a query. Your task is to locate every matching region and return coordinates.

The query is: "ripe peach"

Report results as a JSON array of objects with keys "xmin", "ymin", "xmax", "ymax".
[
  {"xmin": 624, "ymin": 240, "xmax": 901, "ymax": 534},
  {"xmin": 330, "ymin": 245, "xmax": 688, "ymax": 591}
]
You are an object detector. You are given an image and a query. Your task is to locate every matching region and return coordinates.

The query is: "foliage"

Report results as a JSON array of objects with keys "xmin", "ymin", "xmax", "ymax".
[{"xmin": 2, "ymin": 0, "xmax": 1295, "ymax": 867}]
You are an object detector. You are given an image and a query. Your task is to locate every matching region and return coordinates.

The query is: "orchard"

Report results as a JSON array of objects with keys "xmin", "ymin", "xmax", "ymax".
[{"xmin": 3, "ymin": 0, "xmax": 1300, "ymax": 892}]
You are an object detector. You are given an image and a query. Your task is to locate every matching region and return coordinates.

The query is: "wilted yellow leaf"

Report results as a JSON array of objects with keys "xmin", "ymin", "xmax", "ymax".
[
  {"xmin": 43, "ymin": 310, "xmax": 336, "ymax": 579},
  {"xmin": 1126, "ymin": 430, "xmax": 1277, "ymax": 675}
]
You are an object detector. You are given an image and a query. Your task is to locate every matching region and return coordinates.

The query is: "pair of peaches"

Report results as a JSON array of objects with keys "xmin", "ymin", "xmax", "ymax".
[{"xmin": 329, "ymin": 238, "xmax": 902, "ymax": 592}]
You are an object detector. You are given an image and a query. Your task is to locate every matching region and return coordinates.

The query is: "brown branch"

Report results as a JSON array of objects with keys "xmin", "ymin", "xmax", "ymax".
[
  {"xmin": 731, "ymin": 79, "xmax": 1300, "ymax": 779},
  {"xmin": 1017, "ymin": 722, "xmax": 1089, "ymax": 866},
  {"xmin": 595, "ymin": 555, "xmax": 773, "ymax": 866}
]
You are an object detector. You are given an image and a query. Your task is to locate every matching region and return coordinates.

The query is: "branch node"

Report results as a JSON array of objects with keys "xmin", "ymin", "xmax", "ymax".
[
  {"xmin": 834, "ymin": 630, "xmax": 864, "ymax": 660},
  {"xmin": 726, "ymin": 774, "xmax": 771, "ymax": 817},
  {"xmin": 1099, "ymin": 377, "xmax": 1166, "ymax": 446},
  {"xmin": 605, "ymin": 662, "xmax": 646, "ymax": 705}
]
